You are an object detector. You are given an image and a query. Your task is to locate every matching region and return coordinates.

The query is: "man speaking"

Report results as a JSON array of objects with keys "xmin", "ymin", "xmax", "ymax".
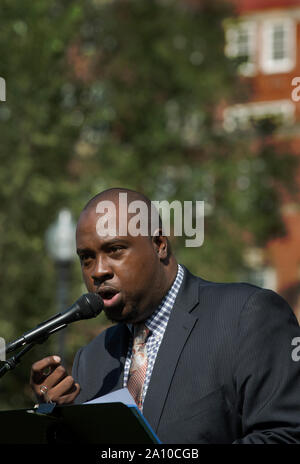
[{"xmin": 30, "ymin": 188, "xmax": 300, "ymax": 443}]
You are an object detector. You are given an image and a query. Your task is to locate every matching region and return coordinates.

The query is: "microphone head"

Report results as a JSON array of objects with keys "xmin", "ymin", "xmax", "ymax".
[{"xmin": 77, "ymin": 293, "xmax": 104, "ymax": 320}]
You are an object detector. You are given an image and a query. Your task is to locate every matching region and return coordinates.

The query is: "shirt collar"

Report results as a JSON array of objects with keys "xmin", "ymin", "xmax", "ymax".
[{"xmin": 127, "ymin": 264, "xmax": 184, "ymax": 339}]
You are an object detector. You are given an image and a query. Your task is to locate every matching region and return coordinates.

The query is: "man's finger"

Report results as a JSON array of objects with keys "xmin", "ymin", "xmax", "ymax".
[
  {"xmin": 31, "ymin": 355, "xmax": 61, "ymax": 373},
  {"xmin": 56, "ymin": 382, "xmax": 81, "ymax": 405},
  {"xmin": 30, "ymin": 355, "xmax": 61, "ymax": 384},
  {"xmin": 35, "ymin": 364, "xmax": 67, "ymax": 392},
  {"xmin": 48, "ymin": 379, "xmax": 80, "ymax": 404}
]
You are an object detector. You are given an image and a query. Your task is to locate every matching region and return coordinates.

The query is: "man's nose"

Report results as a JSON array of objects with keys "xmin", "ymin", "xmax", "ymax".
[{"xmin": 91, "ymin": 256, "xmax": 113, "ymax": 285}]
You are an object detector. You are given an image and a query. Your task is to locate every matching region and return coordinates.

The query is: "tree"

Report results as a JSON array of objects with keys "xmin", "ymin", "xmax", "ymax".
[
  {"xmin": 0, "ymin": 0, "xmax": 89, "ymax": 408},
  {"xmin": 0, "ymin": 0, "xmax": 297, "ymax": 409},
  {"xmin": 71, "ymin": 0, "xmax": 298, "ymax": 279}
]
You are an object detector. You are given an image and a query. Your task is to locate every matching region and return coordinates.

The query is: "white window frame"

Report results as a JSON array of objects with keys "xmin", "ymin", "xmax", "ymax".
[
  {"xmin": 223, "ymin": 99, "xmax": 295, "ymax": 132},
  {"xmin": 225, "ymin": 20, "xmax": 257, "ymax": 76},
  {"xmin": 261, "ymin": 17, "xmax": 296, "ymax": 74}
]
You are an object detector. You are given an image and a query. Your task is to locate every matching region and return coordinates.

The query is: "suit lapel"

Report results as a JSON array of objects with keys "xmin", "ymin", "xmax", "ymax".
[
  {"xmin": 108, "ymin": 323, "xmax": 130, "ymax": 392},
  {"xmin": 142, "ymin": 268, "xmax": 200, "ymax": 432},
  {"xmin": 89, "ymin": 323, "xmax": 129, "ymax": 400}
]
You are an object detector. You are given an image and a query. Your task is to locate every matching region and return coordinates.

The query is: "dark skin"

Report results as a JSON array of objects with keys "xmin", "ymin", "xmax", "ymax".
[{"xmin": 30, "ymin": 191, "xmax": 177, "ymax": 404}]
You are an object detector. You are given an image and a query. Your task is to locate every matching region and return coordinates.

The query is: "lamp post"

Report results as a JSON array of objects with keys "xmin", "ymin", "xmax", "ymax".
[{"xmin": 45, "ymin": 209, "xmax": 76, "ymax": 363}]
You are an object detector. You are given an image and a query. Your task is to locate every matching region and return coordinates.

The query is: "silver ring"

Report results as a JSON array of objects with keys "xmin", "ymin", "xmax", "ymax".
[
  {"xmin": 40, "ymin": 385, "xmax": 48, "ymax": 394},
  {"xmin": 39, "ymin": 385, "xmax": 52, "ymax": 403}
]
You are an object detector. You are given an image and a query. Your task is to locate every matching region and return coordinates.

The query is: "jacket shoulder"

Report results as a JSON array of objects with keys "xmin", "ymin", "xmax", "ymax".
[{"xmin": 182, "ymin": 265, "xmax": 295, "ymax": 320}]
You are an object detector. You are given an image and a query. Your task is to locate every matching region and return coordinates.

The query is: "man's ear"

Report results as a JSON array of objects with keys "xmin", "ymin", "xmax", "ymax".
[{"xmin": 152, "ymin": 230, "xmax": 168, "ymax": 260}]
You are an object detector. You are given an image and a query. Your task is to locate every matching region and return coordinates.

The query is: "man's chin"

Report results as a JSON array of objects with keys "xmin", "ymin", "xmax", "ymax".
[{"xmin": 104, "ymin": 305, "xmax": 140, "ymax": 324}]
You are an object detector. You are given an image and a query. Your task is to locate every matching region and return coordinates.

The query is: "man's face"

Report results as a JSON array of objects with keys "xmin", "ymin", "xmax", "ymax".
[{"xmin": 76, "ymin": 204, "xmax": 165, "ymax": 324}]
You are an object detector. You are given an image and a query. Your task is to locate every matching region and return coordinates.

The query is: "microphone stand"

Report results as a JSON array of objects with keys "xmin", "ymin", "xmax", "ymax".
[
  {"xmin": 0, "ymin": 327, "xmax": 63, "ymax": 379},
  {"xmin": 0, "ymin": 342, "xmax": 36, "ymax": 379}
]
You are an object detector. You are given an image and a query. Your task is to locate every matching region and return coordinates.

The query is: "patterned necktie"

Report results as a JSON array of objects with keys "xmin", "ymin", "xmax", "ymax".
[{"xmin": 127, "ymin": 323, "xmax": 150, "ymax": 411}]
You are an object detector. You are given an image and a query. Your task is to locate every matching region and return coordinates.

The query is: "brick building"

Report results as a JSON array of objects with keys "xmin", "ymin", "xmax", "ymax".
[{"xmin": 225, "ymin": 0, "xmax": 300, "ymax": 316}]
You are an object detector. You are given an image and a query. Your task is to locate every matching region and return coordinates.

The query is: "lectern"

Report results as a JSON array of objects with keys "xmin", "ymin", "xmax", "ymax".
[{"xmin": 0, "ymin": 402, "xmax": 161, "ymax": 444}]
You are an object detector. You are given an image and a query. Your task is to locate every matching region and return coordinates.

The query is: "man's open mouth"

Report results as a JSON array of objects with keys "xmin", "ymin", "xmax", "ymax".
[{"xmin": 97, "ymin": 287, "xmax": 121, "ymax": 307}]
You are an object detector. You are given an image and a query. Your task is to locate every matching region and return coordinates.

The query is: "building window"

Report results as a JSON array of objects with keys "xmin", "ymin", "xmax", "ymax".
[
  {"xmin": 242, "ymin": 248, "xmax": 277, "ymax": 291},
  {"xmin": 223, "ymin": 99, "xmax": 295, "ymax": 132},
  {"xmin": 261, "ymin": 18, "xmax": 295, "ymax": 74},
  {"xmin": 246, "ymin": 266, "xmax": 277, "ymax": 291},
  {"xmin": 225, "ymin": 21, "xmax": 257, "ymax": 76}
]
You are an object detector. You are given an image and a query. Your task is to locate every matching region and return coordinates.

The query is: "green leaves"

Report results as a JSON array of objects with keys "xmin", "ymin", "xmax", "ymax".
[{"xmin": 0, "ymin": 0, "xmax": 298, "ymax": 409}]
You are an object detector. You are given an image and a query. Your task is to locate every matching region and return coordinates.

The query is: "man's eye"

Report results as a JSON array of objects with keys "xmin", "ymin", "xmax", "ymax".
[
  {"xmin": 109, "ymin": 246, "xmax": 124, "ymax": 254},
  {"xmin": 79, "ymin": 254, "xmax": 93, "ymax": 264}
]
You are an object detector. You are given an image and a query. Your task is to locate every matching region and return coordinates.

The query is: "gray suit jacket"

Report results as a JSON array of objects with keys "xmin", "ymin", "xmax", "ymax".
[{"xmin": 72, "ymin": 266, "xmax": 300, "ymax": 443}]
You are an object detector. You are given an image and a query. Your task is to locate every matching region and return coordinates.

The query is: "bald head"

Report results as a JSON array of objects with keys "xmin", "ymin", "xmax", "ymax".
[
  {"xmin": 76, "ymin": 187, "xmax": 178, "ymax": 323},
  {"xmin": 83, "ymin": 188, "xmax": 152, "ymax": 212},
  {"xmin": 80, "ymin": 187, "xmax": 164, "ymax": 242}
]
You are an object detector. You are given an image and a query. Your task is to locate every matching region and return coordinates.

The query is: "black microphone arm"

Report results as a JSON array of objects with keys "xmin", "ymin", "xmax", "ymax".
[{"xmin": 5, "ymin": 293, "xmax": 103, "ymax": 354}]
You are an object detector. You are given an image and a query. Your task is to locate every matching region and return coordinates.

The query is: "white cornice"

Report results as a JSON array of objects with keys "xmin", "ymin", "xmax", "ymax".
[{"xmin": 234, "ymin": 7, "xmax": 300, "ymax": 22}]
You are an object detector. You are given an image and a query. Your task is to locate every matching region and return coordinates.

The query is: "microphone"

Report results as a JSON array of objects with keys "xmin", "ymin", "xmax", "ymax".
[{"xmin": 6, "ymin": 293, "xmax": 103, "ymax": 354}]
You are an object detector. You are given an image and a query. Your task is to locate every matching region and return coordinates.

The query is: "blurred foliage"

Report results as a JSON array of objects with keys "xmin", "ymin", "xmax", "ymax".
[{"xmin": 0, "ymin": 0, "xmax": 298, "ymax": 409}]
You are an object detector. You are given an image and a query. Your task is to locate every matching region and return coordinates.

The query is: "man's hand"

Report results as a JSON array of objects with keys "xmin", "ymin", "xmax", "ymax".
[{"xmin": 30, "ymin": 355, "xmax": 80, "ymax": 405}]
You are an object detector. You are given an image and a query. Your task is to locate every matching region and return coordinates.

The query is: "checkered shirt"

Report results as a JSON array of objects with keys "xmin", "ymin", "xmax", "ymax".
[{"xmin": 124, "ymin": 264, "xmax": 184, "ymax": 411}]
